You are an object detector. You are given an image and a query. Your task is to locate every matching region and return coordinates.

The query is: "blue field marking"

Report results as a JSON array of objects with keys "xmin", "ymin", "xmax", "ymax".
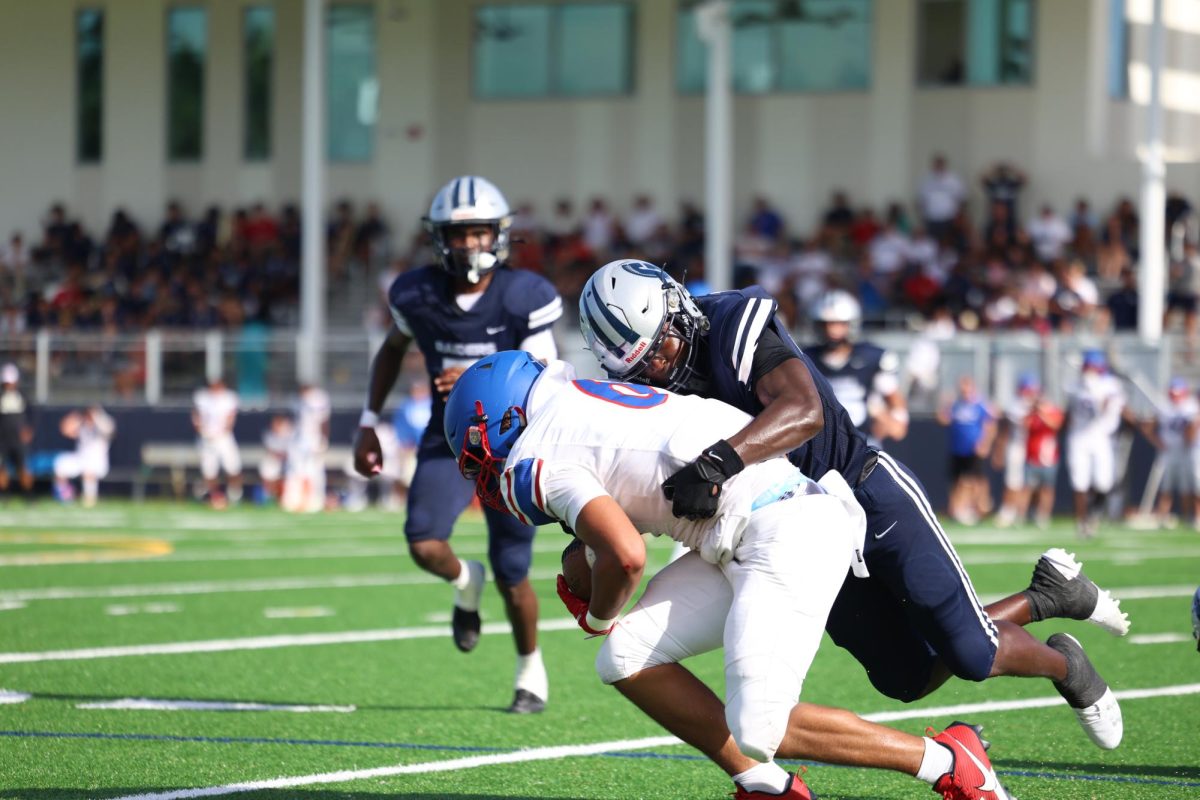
[{"xmin": 1, "ymin": 730, "xmax": 1198, "ymax": 790}]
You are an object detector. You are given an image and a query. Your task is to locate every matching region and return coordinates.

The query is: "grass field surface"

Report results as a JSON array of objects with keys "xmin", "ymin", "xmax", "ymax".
[{"xmin": 0, "ymin": 502, "xmax": 1197, "ymax": 799}]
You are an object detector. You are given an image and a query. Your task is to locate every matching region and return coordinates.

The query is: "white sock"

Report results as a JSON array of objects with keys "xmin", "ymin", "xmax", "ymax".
[
  {"xmin": 450, "ymin": 559, "xmax": 474, "ymax": 590},
  {"xmin": 514, "ymin": 648, "xmax": 548, "ymax": 700},
  {"xmin": 83, "ymin": 477, "xmax": 99, "ymax": 504},
  {"xmin": 732, "ymin": 762, "xmax": 790, "ymax": 794},
  {"xmin": 227, "ymin": 483, "xmax": 243, "ymax": 502},
  {"xmin": 916, "ymin": 737, "xmax": 955, "ymax": 784}
]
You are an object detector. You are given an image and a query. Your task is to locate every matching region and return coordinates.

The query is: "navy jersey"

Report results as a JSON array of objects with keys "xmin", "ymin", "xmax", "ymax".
[
  {"xmin": 694, "ymin": 288, "xmax": 872, "ymax": 487},
  {"xmin": 806, "ymin": 341, "xmax": 896, "ymax": 436},
  {"xmin": 388, "ymin": 265, "xmax": 562, "ymax": 447}
]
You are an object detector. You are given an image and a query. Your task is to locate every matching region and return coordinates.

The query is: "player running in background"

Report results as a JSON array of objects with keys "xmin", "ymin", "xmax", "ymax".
[
  {"xmin": 1023, "ymin": 387, "xmax": 1065, "ymax": 530},
  {"xmin": 445, "ymin": 351, "xmax": 1017, "ymax": 800},
  {"xmin": 54, "ymin": 405, "xmax": 115, "ymax": 507},
  {"xmin": 578, "ymin": 261, "xmax": 1127, "ymax": 750},
  {"xmin": 192, "ymin": 376, "xmax": 242, "ymax": 509},
  {"xmin": 992, "ymin": 372, "xmax": 1040, "ymax": 527},
  {"xmin": 352, "ymin": 176, "xmax": 562, "ymax": 714},
  {"xmin": 937, "ymin": 375, "xmax": 996, "ymax": 526},
  {"xmin": 1149, "ymin": 377, "xmax": 1198, "ymax": 528},
  {"xmin": 0, "ymin": 363, "xmax": 34, "ymax": 501},
  {"xmin": 282, "ymin": 383, "xmax": 330, "ymax": 513},
  {"xmin": 258, "ymin": 413, "xmax": 292, "ymax": 503},
  {"xmin": 807, "ymin": 289, "xmax": 909, "ymax": 445},
  {"xmin": 1064, "ymin": 349, "xmax": 1126, "ymax": 538}
]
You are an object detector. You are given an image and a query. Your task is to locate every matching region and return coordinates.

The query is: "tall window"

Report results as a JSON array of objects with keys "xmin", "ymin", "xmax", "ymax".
[
  {"xmin": 677, "ymin": 0, "xmax": 872, "ymax": 94},
  {"xmin": 1108, "ymin": 0, "xmax": 1129, "ymax": 98},
  {"xmin": 327, "ymin": 4, "xmax": 376, "ymax": 162},
  {"xmin": 77, "ymin": 9, "xmax": 104, "ymax": 163},
  {"xmin": 244, "ymin": 7, "xmax": 274, "ymax": 161},
  {"xmin": 473, "ymin": 4, "xmax": 634, "ymax": 98},
  {"xmin": 167, "ymin": 7, "xmax": 207, "ymax": 161},
  {"xmin": 917, "ymin": 0, "xmax": 1034, "ymax": 87}
]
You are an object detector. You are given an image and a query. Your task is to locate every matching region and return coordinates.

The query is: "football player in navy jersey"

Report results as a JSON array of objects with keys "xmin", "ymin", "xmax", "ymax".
[
  {"xmin": 579, "ymin": 260, "xmax": 1127, "ymax": 752},
  {"xmin": 807, "ymin": 289, "xmax": 909, "ymax": 445},
  {"xmin": 353, "ymin": 176, "xmax": 562, "ymax": 714}
]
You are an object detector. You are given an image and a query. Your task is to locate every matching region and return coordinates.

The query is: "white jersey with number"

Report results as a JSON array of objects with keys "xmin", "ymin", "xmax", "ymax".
[
  {"xmin": 193, "ymin": 387, "xmax": 239, "ymax": 439},
  {"xmin": 1065, "ymin": 374, "xmax": 1124, "ymax": 440},
  {"xmin": 1159, "ymin": 397, "xmax": 1198, "ymax": 453},
  {"xmin": 501, "ymin": 362, "xmax": 816, "ymax": 552}
]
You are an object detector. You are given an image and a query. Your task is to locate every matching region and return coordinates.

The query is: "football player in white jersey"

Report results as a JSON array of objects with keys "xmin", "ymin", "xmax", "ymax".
[
  {"xmin": 192, "ymin": 376, "xmax": 242, "ymax": 508},
  {"xmin": 1150, "ymin": 377, "xmax": 1198, "ymax": 528},
  {"xmin": 54, "ymin": 406, "xmax": 115, "ymax": 508},
  {"xmin": 1064, "ymin": 350, "xmax": 1126, "ymax": 538},
  {"xmin": 443, "ymin": 351, "xmax": 1018, "ymax": 800},
  {"xmin": 991, "ymin": 373, "xmax": 1039, "ymax": 527},
  {"xmin": 283, "ymin": 384, "xmax": 331, "ymax": 513}
]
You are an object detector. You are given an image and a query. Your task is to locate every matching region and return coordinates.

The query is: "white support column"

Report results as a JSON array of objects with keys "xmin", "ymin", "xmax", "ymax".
[
  {"xmin": 145, "ymin": 330, "xmax": 162, "ymax": 405},
  {"xmin": 205, "ymin": 330, "xmax": 223, "ymax": 383},
  {"xmin": 1138, "ymin": 0, "xmax": 1166, "ymax": 344},
  {"xmin": 697, "ymin": 1, "xmax": 732, "ymax": 292},
  {"xmin": 35, "ymin": 329, "xmax": 50, "ymax": 403},
  {"xmin": 299, "ymin": 0, "xmax": 327, "ymax": 385}
]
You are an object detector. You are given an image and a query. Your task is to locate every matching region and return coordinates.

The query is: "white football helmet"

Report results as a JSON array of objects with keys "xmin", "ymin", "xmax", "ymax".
[
  {"xmin": 811, "ymin": 289, "xmax": 861, "ymax": 343},
  {"xmin": 423, "ymin": 175, "xmax": 512, "ymax": 283},
  {"xmin": 579, "ymin": 260, "xmax": 708, "ymax": 391}
]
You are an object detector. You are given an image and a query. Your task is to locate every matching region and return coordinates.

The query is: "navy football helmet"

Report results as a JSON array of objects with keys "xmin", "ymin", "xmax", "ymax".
[
  {"xmin": 424, "ymin": 175, "xmax": 512, "ymax": 284},
  {"xmin": 444, "ymin": 351, "xmax": 545, "ymax": 510}
]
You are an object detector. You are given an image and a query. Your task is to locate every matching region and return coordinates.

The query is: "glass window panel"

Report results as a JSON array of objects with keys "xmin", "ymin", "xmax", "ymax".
[
  {"xmin": 676, "ymin": 8, "xmax": 707, "ymax": 93},
  {"xmin": 1108, "ymin": 0, "xmax": 1129, "ymax": 97},
  {"xmin": 918, "ymin": 0, "xmax": 965, "ymax": 85},
  {"xmin": 558, "ymin": 5, "xmax": 632, "ymax": 95},
  {"xmin": 966, "ymin": 0, "xmax": 1000, "ymax": 84},
  {"xmin": 326, "ymin": 4, "xmax": 376, "ymax": 162},
  {"xmin": 244, "ymin": 6, "xmax": 274, "ymax": 161},
  {"xmin": 77, "ymin": 9, "xmax": 103, "ymax": 163},
  {"xmin": 730, "ymin": 0, "xmax": 774, "ymax": 94},
  {"xmin": 474, "ymin": 6, "xmax": 552, "ymax": 98},
  {"xmin": 777, "ymin": 0, "xmax": 871, "ymax": 92},
  {"xmin": 167, "ymin": 7, "xmax": 206, "ymax": 161},
  {"xmin": 999, "ymin": 0, "xmax": 1033, "ymax": 84}
]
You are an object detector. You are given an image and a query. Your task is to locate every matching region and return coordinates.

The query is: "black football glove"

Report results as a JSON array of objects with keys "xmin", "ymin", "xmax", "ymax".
[{"xmin": 662, "ymin": 439, "xmax": 745, "ymax": 520}]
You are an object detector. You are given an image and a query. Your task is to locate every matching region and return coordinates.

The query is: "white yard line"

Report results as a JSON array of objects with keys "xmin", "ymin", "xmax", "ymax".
[
  {"xmin": 76, "ymin": 698, "xmax": 354, "ymax": 713},
  {"xmin": 103, "ymin": 683, "xmax": 1200, "ymax": 800},
  {"xmin": 0, "ymin": 618, "xmax": 582, "ymax": 664},
  {"xmin": 1129, "ymin": 632, "xmax": 1192, "ymax": 644}
]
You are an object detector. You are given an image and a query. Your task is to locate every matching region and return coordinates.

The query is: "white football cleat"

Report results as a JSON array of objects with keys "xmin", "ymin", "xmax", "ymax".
[
  {"xmin": 1048, "ymin": 632, "xmax": 1123, "ymax": 749},
  {"xmin": 1027, "ymin": 548, "xmax": 1130, "ymax": 636}
]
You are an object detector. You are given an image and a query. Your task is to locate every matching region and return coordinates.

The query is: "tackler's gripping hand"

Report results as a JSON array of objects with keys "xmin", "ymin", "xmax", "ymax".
[{"xmin": 661, "ymin": 439, "xmax": 745, "ymax": 520}]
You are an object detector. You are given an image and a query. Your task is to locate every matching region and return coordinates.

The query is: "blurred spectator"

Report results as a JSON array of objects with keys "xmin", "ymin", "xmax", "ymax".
[
  {"xmin": 354, "ymin": 201, "xmax": 391, "ymax": 268},
  {"xmin": 992, "ymin": 373, "xmax": 1040, "ymax": 527},
  {"xmin": 327, "ymin": 198, "xmax": 356, "ymax": 281},
  {"xmin": 582, "ymin": 197, "xmax": 617, "ymax": 257},
  {"xmin": 1098, "ymin": 197, "xmax": 1138, "ymax": 280},
  {"xmin": 1167, "ymin": 240, "xmax": 1200, "ymax": 351},
  {"xmin": 624, "ymin": 194, "xmax": 662, "ymax": 251},
  {"xmin": 1051, "ymin": 259, "xmax": 1100, "ymax": 332},
  {"xmin": 917, "ymin": 154, "xmax": 966, "ymax": 240},
  {"xmin": 980, "ymin": 162, "xmax": 1026, "ymax": 233},
  {"xmin": 1028, "ymin": 204, "xmax": 1072, "ymax": 263},
  {"xmin": 789, "ymin": 236, "xmax": 833, "ymax": 311},
  {"xmin": 0, "ymin": 231, "xmax": 28, "ymax": 300},
  {"xmin": 1104, "ymin": 267, "xmax": 1139, "ymax": 332},
  {"xmin": 748, "ymin": 195, "xmax": 785, "ymax": 241},
  {"xmin": 1024, "ymin": 390, "xmax": 1065, "ymax": 529},
  {"xmin": 1069, "ymin": 198, "xmax": 1098, "ymax": 233},
  {"xmin": 937, "ymin": 375, "xmax": 996, "ymax": 525},
  {"xmin": 822, "ymin": 190, "xmax": 854, "ymax": 233},
  {"xmin": 1149, "ymin": 377, "xmax": 1198, "ymax": 528}
]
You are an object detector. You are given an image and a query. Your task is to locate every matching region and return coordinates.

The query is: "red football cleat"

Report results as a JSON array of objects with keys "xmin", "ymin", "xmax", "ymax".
[
  {"xmin": 733, "ymin": 771, "xmax": 815, "ymax": 799},
  {"xmin": 931, "ymin": 722, "xmax": 1017, "ymax": 800}
]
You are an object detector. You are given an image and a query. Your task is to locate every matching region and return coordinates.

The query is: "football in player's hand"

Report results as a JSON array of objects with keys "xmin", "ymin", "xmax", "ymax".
[{"xmin": 560, "ymin": 538, "xmax": 592, "ymax": 601}]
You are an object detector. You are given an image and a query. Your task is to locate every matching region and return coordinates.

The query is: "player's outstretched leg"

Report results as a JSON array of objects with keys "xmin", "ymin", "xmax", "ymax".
[
  {"xmin": 1045, "ymin": 633, "xmax": 1123, "ymax": 749},
  {"xmin": 1024, "ymin": 548, "xmax": 1129, "ymax": 635},
  {"xmin": 450, "ymin": 559, "xmax": 486, "ymax": 652},
  {"xmin": 931, "ymin": 722, "xmax": 1017, "ymax": 800}
]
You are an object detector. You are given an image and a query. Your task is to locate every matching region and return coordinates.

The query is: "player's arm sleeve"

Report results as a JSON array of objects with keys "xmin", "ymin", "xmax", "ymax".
[
  {"xmin": 501, "ymin": 458, "xmax": 607, "ymax": 531},
  {"xmin": 729, "ymin": 295, "xmax": 779, "ymax": 387},
  {"xmin": 747, "ymin": 324, "xmax": 799, "ymax": 386},
  {"xmin": 518, "ymin": 328, "xmax": 558, "ymax": 362},
  {"xmin": 522, "ymin": 279, "xmax": 563, "ymax": 337},
  {"xmin": 388, "ymin": 303, "xmax": 413, "ymax": 337}
]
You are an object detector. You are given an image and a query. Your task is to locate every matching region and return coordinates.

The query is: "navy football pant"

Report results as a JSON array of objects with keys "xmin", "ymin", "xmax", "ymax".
[
  {"xmin": 404, "ymin": 440, "xmax": 536, "ymax": 586},
  {"xmin": 826, "ymin": 451, "xmax": 1000, "ymax": 702}
]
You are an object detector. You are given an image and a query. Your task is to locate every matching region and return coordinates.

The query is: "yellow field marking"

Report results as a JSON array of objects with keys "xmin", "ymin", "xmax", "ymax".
[{"xmin": 0, "ymin": 533, "xmax": 173, "ymax": 566}]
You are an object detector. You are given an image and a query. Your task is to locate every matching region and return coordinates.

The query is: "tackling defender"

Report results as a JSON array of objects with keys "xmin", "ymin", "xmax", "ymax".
[
  {"xmin": 445, "ymin": 351, "xmax": 1017, "ymax": 800},
  {"xmin": 579, "ymin": 260, "xmax": 1126, "ymax": 749},
  {"xmin": 352, "ymin": 176, "xmax": 562, "ymax": 713}
]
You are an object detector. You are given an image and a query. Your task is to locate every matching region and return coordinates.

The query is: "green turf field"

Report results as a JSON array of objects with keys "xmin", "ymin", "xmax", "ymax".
[{"xmin": 0, "ymin": 501, "xmax": 1196, "ymax": 799}]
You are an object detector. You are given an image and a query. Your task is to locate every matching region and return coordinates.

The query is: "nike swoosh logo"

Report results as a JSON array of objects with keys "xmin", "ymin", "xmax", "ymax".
[
  {"xmin": 957, "ymin": 740, "xmax": 998, "ymax": 793},
  {"xmin": 873, "ymin": 521, "xmax": 897, "ymax": 539},
  {"xmin": 486, "ymin": 326, "xmax": 507, "ymax": 335}
]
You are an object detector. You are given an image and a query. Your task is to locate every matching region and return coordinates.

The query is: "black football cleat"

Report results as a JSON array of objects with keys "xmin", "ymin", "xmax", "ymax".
[{"xmin": 507, "ymin": 688, "xmax": 546, "ymax": 714}]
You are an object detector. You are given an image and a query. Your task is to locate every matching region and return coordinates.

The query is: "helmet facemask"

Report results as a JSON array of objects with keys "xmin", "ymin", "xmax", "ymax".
[
  {"xmin": 455, "ymin": 400, "xmax": 526, "ymax": 512},
  {"xmin": 426, "ymin": 219, "xmax": 511, "ymax": 284},
  {"xmin": 619, "ymin": 285, "xmax": 706, "ymax": 393}
]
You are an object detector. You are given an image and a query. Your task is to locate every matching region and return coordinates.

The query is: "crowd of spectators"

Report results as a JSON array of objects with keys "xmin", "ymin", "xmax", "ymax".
[
  {"xmin": 0, "ymin": 199, "xmax": 392, "ymax": 336},
  {"xmin": 3, "ymin": 156, "xmax": 1196, "ymax": 346}
]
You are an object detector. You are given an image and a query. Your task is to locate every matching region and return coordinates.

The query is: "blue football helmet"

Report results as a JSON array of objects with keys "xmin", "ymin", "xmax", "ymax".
[{"xmin": 444, "ymin": 351, "xmax": 546, "ymax": 510}]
